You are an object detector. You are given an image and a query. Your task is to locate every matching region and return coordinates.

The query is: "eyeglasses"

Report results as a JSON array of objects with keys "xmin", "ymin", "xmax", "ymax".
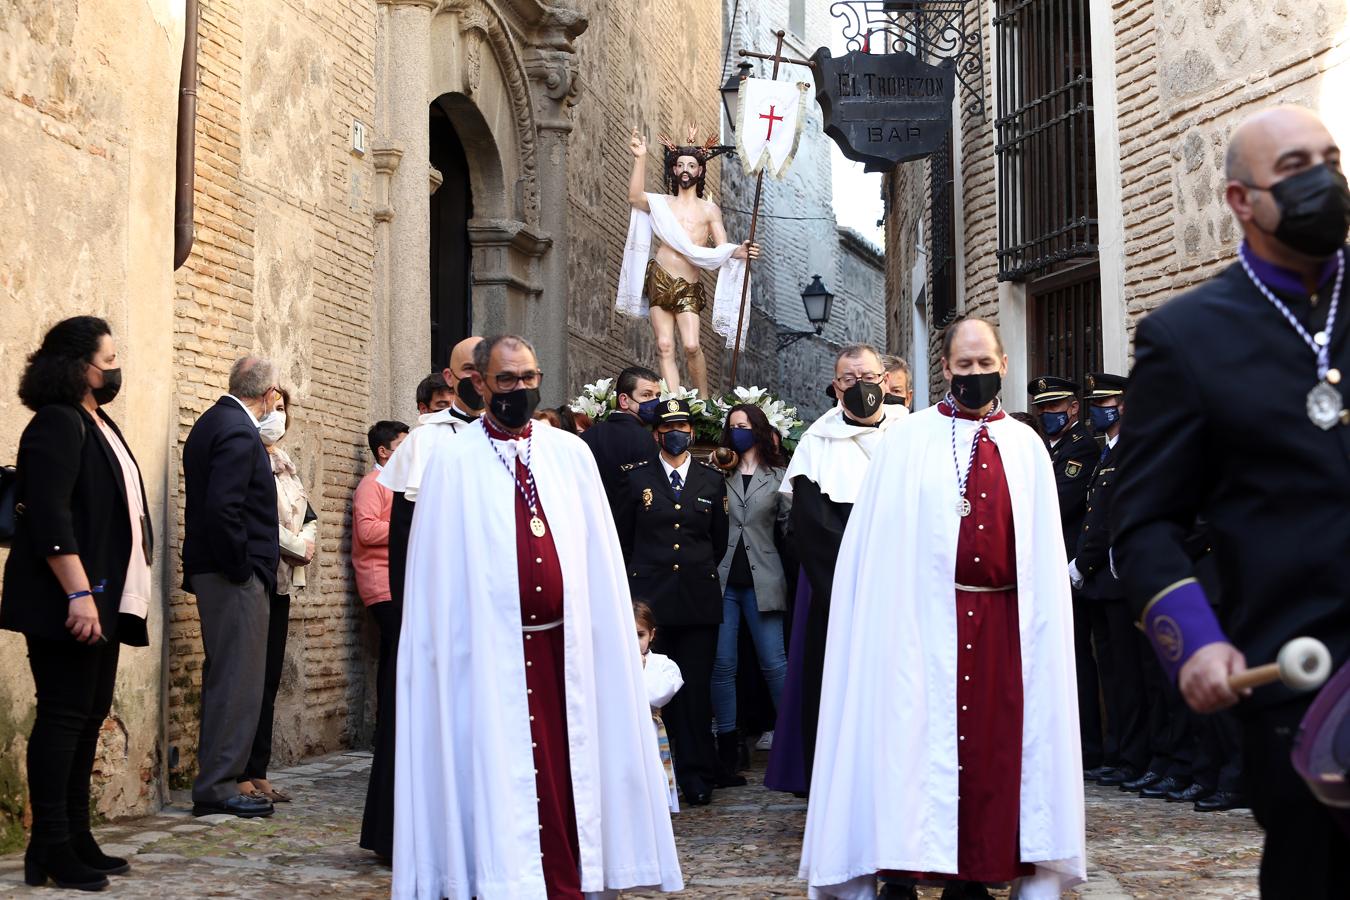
[
  {"xmin": 834, "ymin": 371, "xmax": 884, "ymax": 389},
  {"xmin": 487, "ymin": 369, "xmax": 544, "ymax": 391}
]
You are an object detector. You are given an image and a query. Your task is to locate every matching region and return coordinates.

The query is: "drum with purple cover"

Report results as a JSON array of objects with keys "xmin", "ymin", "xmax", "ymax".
[{"xmin": 1293, "ymin": 659, "xmax": 1350, "ymax": 812}]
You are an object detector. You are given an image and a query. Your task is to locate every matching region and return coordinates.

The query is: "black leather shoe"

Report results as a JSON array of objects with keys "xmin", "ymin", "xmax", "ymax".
[
  {"xmin": 941, "ymin": 882, "xmax": 993, "ymax": 899},
  {"xmin": 1083, "ymin": 765, "xmax": 1113, "ymax": 781},
  {"xmin": 1120, "ymin": 769, "xmax": 1163, "ymax": 791},
  {"xmin": 1168, "ymin": 782, "xmax": 1211, "ymax": 803},
  {"xmin": 70, "ymin": 831, "xmax": 130, "ymax": 876},
  {"xmin": 878, "ymin": 883, "xmax": 919, "ymax": 899},
  {"xmin": 192, "ymin": 793, "xmax": 274, "ymax": 818},
  {"xmin": 679, "ymin": 777, "xmax": 712, "ymax": 807},
  {"xmin": 1140, "ymin": 775, "xmax": 1189, "ymax": 799},
  {"xmin": 24, "ymin": 842, "xmax": 109, "ymax": 891},
  {"xmin": 1096, "ymin": 766, "xmax": 1138, "ymax": 787},
  {"xmin": 1194, "ymin": 790, "xmax": 1249, "ymax": 812}
]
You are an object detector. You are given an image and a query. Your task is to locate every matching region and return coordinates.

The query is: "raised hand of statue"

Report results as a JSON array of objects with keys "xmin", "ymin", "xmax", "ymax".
[
  {"xmin": 732, "ymin": 241, "xmax": 761, "ymax": 261},
  {"xmin": 630, "ymin": 126, "xmax": 647, "ymax": 158}
]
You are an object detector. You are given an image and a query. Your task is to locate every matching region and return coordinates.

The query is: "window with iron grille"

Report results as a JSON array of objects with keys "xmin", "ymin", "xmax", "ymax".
[
  {"xmin": 993, "ymin": 0, "xmax": 1098, "ymax": 282},
  {"xmin": 930, "ymin": 130, "xmax": 958, "ymax": 328},
  {"xmin": 1027, "ymin": 262, "xmax": 1102, "ymax": 390}
]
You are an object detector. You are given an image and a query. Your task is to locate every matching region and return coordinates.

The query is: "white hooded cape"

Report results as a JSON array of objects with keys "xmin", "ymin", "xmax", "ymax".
[
  {"xmin": 377, "ymin": 407, "xmax": 476, "ymax": 500},
  {"xmin": 799, "ymin": 407, "xmax": 1085, "ymax": 899},
  {"xmin": 616, "ymin": 192, "xmax": 748, "ymax": 348},
  {"xmin": 392, "ymin": 420, "xmax": 683, "ymax": 899},
  {"xmin": 780, "ymin": 404, "xmax": 907, "ymax": 502}
]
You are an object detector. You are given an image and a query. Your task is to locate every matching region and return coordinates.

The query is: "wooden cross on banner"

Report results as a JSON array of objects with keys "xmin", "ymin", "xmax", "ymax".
[{"xmin": 727, "ymin": 31, "xmax": 817, "ymax": 389}]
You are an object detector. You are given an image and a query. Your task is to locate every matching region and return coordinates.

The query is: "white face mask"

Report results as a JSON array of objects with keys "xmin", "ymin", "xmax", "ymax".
[{"xmin": 258, "ymin": 411, "xmax": 287, "ymax": 445}]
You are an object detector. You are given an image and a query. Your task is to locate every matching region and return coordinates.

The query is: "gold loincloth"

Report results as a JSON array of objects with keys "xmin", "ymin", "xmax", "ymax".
[{"xmin": 645, "ymin": 259, "xmax": 707, "ymax": 315}]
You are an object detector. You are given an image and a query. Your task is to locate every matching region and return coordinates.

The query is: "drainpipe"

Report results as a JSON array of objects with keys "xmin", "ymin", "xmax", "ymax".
[{"xmin": 173, "ymin": 0, "xmax": 199, "ymax": 270}]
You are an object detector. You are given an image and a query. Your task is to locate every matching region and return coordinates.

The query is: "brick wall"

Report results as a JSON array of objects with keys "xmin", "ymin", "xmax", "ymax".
[
  {"xmin": 886, "ymin": 0, "xmax": 1350, "ymax": 403},
  {"xmin": 167, "ymin": 0, "xmax": 379, "ymax": 783}
]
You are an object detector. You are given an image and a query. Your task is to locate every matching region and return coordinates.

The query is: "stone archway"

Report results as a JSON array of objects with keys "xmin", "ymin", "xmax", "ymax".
[{"xmin": 371, "ymin": 0, "xmax": 585, "ymax": 416}]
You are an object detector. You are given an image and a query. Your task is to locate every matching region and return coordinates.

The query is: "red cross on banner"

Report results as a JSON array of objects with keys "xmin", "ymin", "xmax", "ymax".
[{"xmin": 759, "ymin": 105, "xmax": 785, "ymax": 140}]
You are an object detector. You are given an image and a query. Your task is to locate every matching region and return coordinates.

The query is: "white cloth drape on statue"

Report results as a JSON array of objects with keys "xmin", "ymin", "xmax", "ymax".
[
  {"xmin": 798, "ymin": 408, "xmax": 1085, "ymax": 899},
  {"xmin": 615, "ymin": 192, "xmax": 748, "ymax": 348},
  {"xmin": 391, "ymin": 421, "xmax": 683, "ymax": 899}
]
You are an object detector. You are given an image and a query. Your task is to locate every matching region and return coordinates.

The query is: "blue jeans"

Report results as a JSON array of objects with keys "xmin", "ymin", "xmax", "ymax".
[{"xmin": 712, "ymin": 585, "xmax": 788, "ymax": 735}]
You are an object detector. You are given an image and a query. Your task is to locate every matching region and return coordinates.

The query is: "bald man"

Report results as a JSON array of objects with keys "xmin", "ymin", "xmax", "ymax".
[
  {"xmin": 361, "ymin": 335, "xmax": 484, "ymax": 859},
  {"xmin": 1113, "ymin": 106, "xmax": 1350, "ymax": 894}
]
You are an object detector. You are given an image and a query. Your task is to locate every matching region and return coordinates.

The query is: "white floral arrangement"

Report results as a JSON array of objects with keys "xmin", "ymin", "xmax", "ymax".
[
  {"xmin": 717, "ymin": 385, "xmax": 804, "ymax": 441},
  {"xmin": 569, "ymin": 377, "xmax": 618, "ymax": 420}
]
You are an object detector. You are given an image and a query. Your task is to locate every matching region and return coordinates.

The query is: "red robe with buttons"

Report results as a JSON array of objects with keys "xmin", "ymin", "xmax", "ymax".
[
  {"xmin": 887, "ymin": 401, "xmax": 1033, "ymax": 884},
  {"xmin": 487, "ymin": 419, "xmax": 581, "ymax": 899}
]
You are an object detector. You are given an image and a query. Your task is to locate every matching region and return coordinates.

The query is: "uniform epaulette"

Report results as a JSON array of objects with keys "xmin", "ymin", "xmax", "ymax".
[
  {"xmin": 1071, "ymin": 431, "xmax": 1084, "ymax": 442},
  {"xmin": 696, "ymin": 458, "xmax": 719, "ymax": 471},
  {"xmin": 619, "ymin": 460, "xmax": 649, "ymax": 472}
]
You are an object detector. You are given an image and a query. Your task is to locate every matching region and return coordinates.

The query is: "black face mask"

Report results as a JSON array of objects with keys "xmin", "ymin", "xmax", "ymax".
[
  {"xmin": 1257, "ymin": 164, "xmax": 1350, "ymax": 258},
  {"xmin": 842, "ymin": 381, "xmax": 885, "ymax": 420},
  {"xmin": 659, "ymin": 430, "xmax": 692, "ymax": 457},
  {"xmin": 950, "ymin": 371, "xmax": 1002, "ymax": 410},
  {"xmin": 456, "ymin": 376, "xmax": 483, "ymax": 411},
  {"xmin": 882, "ymin": 394, "xmax": 907, "ymax": 407},
  {"xmin": 91, "ymin": 366, "xmax": 122, "ymax": 406},
  {"xmin": 489, "ymin": 387, "xmax": 540, "ymax": 430}
]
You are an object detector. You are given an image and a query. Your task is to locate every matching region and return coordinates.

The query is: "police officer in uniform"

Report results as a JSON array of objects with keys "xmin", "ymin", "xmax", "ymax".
[
  {"xmin": 613, "ymin": 398, "xmax": 731, "ymax": 806},
  {"xmin": 1069, "ymin": 374, "xmax": 1150, "ymax": 789},
  {"xmin": 579, "ymin": 365, "xmax": 661, "ymax": 512},
  {"xmin": 1113, "ymin": 106, "xmax": 1350, "ymax": 894},
  {"xmin": 1029, "ymin": 375, "xmax": 1105, "ymax": 775}
]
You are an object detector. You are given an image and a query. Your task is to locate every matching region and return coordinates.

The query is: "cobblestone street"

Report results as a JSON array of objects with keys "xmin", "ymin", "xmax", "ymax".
[{"xmin": 0, "ymin": 751, "xmax": 1263, "ymax": 898}]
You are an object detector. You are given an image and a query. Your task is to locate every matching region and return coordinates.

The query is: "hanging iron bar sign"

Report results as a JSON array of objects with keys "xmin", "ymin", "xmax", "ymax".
[{"xmin": 812, "ymin": 48, "xmax": 955, "ymax": 172}]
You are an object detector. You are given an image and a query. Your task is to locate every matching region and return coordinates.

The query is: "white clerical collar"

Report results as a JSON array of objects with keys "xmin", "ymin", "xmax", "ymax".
[
  {"xmin": 660, "ymin": 454, "xmax": 692, "ymax": 484},
  {"xmin": 1107, "ymin": 434, "xmax": 1119, "ymax": 450},
  {"xmin": 225, "ymin": 394, "xmax": 260, "ymax": 427}
]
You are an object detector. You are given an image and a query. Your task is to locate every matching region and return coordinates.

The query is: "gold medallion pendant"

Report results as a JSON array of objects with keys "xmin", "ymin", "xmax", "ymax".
[{"xmin": 530, "ymin": 515, "xmax": 547, "ymax": 538}]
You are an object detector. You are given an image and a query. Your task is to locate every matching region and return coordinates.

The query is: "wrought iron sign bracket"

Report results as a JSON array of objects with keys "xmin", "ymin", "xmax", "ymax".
[{"xmin": 828, "ymin": 0, "xmax": 986, "ymax": 120}]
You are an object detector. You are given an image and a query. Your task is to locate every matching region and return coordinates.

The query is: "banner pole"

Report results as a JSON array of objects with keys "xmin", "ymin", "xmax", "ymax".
[{"xmin": 728, "ymin": 28, "xmax": 787, "ymax": 390}]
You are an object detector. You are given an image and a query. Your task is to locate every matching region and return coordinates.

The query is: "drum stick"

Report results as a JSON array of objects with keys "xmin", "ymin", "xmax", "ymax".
[{"xmin": 1227, "ymin": 636, "xmax": 1332, "ymax": 693}]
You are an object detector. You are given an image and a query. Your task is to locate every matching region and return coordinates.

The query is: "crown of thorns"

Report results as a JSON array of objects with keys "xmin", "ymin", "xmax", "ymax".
[{"xmin": 659, "ymin": 126, "xmax": 733, "ymax": 166}]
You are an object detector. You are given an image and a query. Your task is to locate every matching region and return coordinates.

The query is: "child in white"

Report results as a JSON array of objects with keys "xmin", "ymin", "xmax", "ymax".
[{"xmin": 636, "ymin": 601, "xmax": 683, "ymax": 813}]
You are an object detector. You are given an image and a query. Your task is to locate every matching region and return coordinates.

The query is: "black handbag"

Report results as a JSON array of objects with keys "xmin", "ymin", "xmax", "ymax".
[{"xmin": 0, "ymin": 464, "xmax": 16, "ymax": 545}]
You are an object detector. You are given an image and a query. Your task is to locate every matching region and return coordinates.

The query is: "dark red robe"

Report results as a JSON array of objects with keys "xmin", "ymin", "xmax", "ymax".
[
  {"xmin": 888, "ymin": 401, "xmax": 1033, "ymax": 886},
  {"xmin": 486, "ymin": 418, "xmax": 581, "ymax": 899}
]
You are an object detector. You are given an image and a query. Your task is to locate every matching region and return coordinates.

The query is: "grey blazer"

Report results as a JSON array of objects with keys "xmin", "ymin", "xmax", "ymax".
[{"xmin": 717, "ymin": 466, "xmax": 792, "ymax": 612}]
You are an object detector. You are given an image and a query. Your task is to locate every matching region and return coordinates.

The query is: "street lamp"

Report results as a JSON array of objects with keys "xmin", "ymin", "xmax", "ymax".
[
  {"xmin": 720, "ymin": 61, "xmax": 754, "ymax": 135},
  {"xmin": 777, "ymin": 274, "xmax": 836, "ymax": 349}
]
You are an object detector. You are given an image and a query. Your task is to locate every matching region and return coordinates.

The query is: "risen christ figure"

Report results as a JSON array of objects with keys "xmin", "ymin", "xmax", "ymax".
[{"xmin": 622, "ymin": 125, "xmax": 758, "ymax": 398}]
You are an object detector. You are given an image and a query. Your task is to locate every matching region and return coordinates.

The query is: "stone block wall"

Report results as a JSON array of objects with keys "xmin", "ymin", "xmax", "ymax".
[
  {"xmin": 0, "ymin": 0, "xmax": 184, "ymax": 829},
  {"xmin": 564, "ymin": 0, "xmax": 725, "ymax": 399},
  {"xmin": 166, "ymin": 0, "xmax": 379, "ymax": 786},
  {"xmin": 1111, "ymin": 0, "xmax": 1350, "ymax": 328}
]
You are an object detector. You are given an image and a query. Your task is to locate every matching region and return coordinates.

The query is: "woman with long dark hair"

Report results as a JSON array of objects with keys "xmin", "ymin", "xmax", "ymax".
[
  {"xmin": 711, "ymin": 404, "xmax": 791, "ymax": 776},
  {"xmin": 2, "ymin": 316, "xmax": 152, "ymax": 891}
]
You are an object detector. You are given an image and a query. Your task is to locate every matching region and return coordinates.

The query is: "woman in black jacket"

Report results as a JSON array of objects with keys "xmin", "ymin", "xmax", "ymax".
[{"xmin": 1, "ymin": 316, "xmax": 152, "ymax": 892}]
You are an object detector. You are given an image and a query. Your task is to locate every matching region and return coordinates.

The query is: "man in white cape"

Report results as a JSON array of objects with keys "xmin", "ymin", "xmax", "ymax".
[
  {"xmin": 765, "ymin": 342, "xmax": 906, "ymax": 794},
  {"xmin": 393, "ymin": 335, "xmax": 682, "ymax": 900},
  {"xmin": 799, "ymin": 318, "xmax": 1085, "ymax": 900},
  {"xmin": 617, "ymin": 125, "xmax": 757, "ymax": 398},
  {"xmin": 361, "ymin": 336, "xmax": 484, "ymax": 860}
]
